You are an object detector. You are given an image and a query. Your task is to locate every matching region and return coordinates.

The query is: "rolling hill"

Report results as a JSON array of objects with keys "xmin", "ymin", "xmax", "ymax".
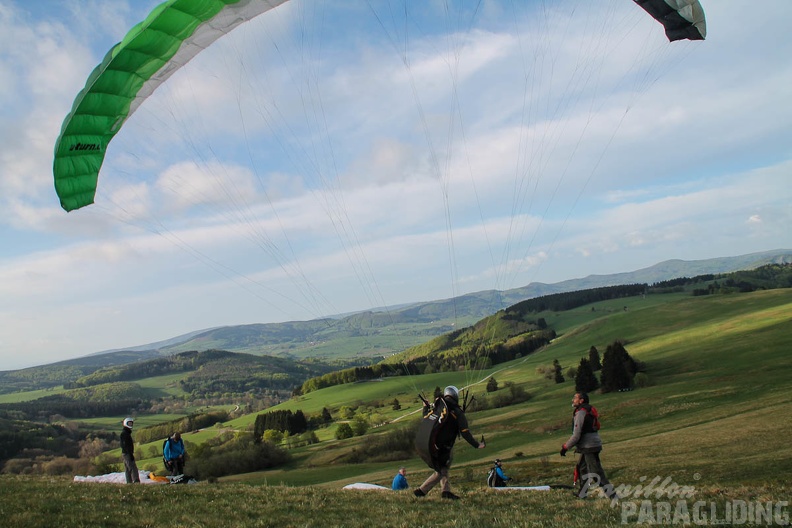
[
  {"xmin": 151, "ymin": 249, "xmax": 792, "ymax": 360},
  {"xmin": 36, "ymin": 250, "xmax": 792, "ymax": 368},
  {"xmin": 211, "ymin": 286, "xmax": 792, "ymax": 491},
  {"xmin": 1, "ymin": 268, "xmax": 791, "ymax": 525},
  {"xmin": 2, "ymin": 249, "xmax": 790, "ymax": 394}
]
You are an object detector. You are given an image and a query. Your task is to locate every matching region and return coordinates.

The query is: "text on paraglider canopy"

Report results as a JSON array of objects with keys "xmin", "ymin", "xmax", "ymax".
[{"xmin": 68, "ymin": 143, "xmax": 101, "ymax": 152}]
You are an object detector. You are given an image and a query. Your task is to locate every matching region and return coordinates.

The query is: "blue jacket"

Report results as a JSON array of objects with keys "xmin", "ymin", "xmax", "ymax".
[
  {"xmin": 495, "ymin": 466, "xmax": 510, "ymax": 481},
  {"xmin": 164, "ymin": 437, "xmax": 185, "ymax": 461},
  {"xmin": 391, "ymin": 472, "xmax": 408, "ymax": 490}
]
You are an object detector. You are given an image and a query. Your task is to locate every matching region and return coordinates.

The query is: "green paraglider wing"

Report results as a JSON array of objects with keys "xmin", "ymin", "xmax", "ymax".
[
  {"xmin": 52, "ymin": 0, "xmax": 289, "ymax": 212},
  {"xmin": 54, "ymin": 0, "xmax": 705, "ymax": 212},
  {"xmin": 633, "ymin": 0, "xmax": 707, "ymax": 42}
]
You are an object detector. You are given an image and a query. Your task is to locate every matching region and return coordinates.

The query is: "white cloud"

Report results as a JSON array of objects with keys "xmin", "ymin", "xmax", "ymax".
[
  {"xmin": 2, "ymin": 0, "xmax": 792, "ymax": 369},
  {"xmin": 157, "ymin": 161, "xmax": 260, "ymax": 210}
]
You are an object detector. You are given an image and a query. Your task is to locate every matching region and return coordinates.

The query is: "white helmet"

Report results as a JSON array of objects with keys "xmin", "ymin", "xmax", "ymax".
[
  {"xmin": 443, "ymin": 386, "xmax": 459, "ymax": 402},
  {"xmin": 123, "ymin": 417, "xmax": 134, "ymax": 429}
]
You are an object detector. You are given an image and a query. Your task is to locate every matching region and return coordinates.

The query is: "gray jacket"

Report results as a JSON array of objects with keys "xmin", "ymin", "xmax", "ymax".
[{"xmin": 564, "ymin": 406, "xmax": 602, "ymax": 453}]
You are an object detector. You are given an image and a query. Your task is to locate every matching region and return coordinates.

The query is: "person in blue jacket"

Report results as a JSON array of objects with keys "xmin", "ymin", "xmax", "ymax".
[
  {"xmin": 494, "ymin": 459, "xmax": 510, "ymax": 484},
  {"xmin": 163, "ymin": 432, "xmax": 187, "ymax": 476},
  {"xmin": 392, "ymin": 467, "xmax": 409, "ymax": 490},
  {"xmin": 488, "ymin": 459, "xmax": 511, "ymax": 487}
]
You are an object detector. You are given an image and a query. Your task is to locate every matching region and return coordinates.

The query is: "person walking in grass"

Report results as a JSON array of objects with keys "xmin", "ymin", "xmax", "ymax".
[
  {"xmin": 414, "ymin": 386, "xmax": 485, "ymax": 500},
  {"xmin": 120, "ymin": 417, "xmax": 140, "ymax": 484},
  {"xmin": 560, "ymin": 392, "xmax": 617, "ymax": 500}
]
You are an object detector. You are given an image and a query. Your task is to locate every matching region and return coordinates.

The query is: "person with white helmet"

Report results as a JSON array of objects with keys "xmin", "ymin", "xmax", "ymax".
[
  {"xmin": 414, "ymin": 386, "xmax": 485, "ymax": 500},
  {"xmin": 120, "ymin": 417, "xmax": 140, "ymax": 484}
]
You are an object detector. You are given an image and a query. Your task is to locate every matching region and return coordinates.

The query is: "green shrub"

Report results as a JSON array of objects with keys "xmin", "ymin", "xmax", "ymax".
[
  {"xmin": 188, "ymin": 439, "xmax": 290, "ymax": 479},
  {"xmin": 351, "ymin": 417, "xmax": 369, "ymax": 436},
  {"xmin": 335, "ymin": 423, "xmax": 354, "ymax": 440},
  {"xmin": 338, "ymin": 422, "xmax": 417, "ymax": 464},
  {"xmin": 475, "ymin": 383, "xmax": 531, "ymax": 411},
  {"xmin": 633, "ymin": 372, "xmax": 652, "ymax": 388}
]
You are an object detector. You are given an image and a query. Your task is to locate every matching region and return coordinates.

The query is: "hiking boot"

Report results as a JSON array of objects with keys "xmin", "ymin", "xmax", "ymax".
[
  {"xmin": 413, "ymin": 488, "xmax": 425, "ymax": 497},
  {"xmin": 441, "ymin": 491, "xmax": 460, "ymax": 500}
]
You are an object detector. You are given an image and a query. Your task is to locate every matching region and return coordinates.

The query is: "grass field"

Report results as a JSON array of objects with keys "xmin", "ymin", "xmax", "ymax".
[
  {"xmin": 2, "ymin": 289, "xmax": 791, "ymax": 526},
  {"xmin": 0, "ymin": 476, "xmax": 787, "ymax": 527},
  {"xmin": 0, "ymin": 386, "xmax": 66, "ymax": 404}
]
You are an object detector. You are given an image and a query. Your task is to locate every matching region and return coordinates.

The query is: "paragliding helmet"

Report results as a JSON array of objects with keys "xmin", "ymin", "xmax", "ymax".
[
  {"xmin": 443, "ymin": 386, "xmax": 459, "ymax": 402},
  {"xmin": 123, "ymin": 417, "xmax": 134, "ymax": 429}
]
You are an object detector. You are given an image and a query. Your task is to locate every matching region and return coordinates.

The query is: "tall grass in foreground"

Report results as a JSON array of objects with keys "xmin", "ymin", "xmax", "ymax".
[{"xmin": 2, "ymin": 476, "xmax": 787, "ymax": 528}]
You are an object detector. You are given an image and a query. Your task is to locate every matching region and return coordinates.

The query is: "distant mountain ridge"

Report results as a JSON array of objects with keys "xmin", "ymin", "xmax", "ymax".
[
  {"xmin": 106, "ymin": 248, "xmax": 792, "ymax": 355},
  {"xmin": 10, "ymin": 249, "xmax": 792, "ymax": 373}
]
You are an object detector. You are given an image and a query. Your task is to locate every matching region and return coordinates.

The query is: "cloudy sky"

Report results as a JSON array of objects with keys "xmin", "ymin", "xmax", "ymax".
[{"xmin": 1, "ymin": 0, "xmax": 790, "ymax": 370}]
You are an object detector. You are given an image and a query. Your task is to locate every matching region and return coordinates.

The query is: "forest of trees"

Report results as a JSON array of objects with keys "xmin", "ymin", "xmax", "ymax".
[
  {"xmin": 0, "ymin": 414, "xmax": 89, "ymax": 463},
  {"xmin": 66, "ymin": 349, "xmax": 332, "ymax": 393},
  {"xmin": 300, "ymin": 364, "xmax": 409, "ymax": 394},
  {"xmin": 0, "ymin": 396, "xmax": 145, "ymax": 421},
  {"xmin": 511, "ymin": 284, "xmax": 647, "ymax": 313},
  {"xmin": 300, "ymin": 328, "xmax": 555, "ymax": 394},
  {"xmin": 254, "ymin": 409, "xmax": 308, "ymax": 438},
  {"xmin": 574, "ymin": 342, "xmax": 644, "ymax": 394},
  {"xmin": 652, "ymin": 263, "xmax": 792, "ymax": 295}
]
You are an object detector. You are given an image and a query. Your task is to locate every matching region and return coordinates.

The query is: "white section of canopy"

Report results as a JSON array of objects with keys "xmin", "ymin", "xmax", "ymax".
[
  {"xmin": 491, "ymin": 485, "xmax": 552, "ymax": 491},
  {"xmin": 126, "ymin": 0, "xmax": 291, "ymax": 125},
  {"xmin": 73, "ymin": 470, "xmax": 197, "ymax": 484},
  {"xmin": 664, "ymin": 0, "xmax": 707, "ymax": 38},
  {"xmin": 342, "ymin": 482, "xmax": 389, "ymax": 490},
  {"xmin": 74, "ymin": 470, "xmax": 164, "ymax": 484}
]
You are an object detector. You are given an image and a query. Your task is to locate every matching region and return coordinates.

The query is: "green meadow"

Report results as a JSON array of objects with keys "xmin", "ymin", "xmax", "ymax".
[{"xmin": 2, "ymin": 289, "xmax": 791, "ymax": 526}]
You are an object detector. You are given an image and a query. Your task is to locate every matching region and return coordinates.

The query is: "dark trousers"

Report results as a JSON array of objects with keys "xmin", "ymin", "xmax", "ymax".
[
  {"xmin": 576, "ymin": 450, "xmax": 615, "ymax": 499},
  {"xmin": 168, "ymin": 456, "xmax": 185, "ymax": 476},
  {"xmin": 123, "ymin": 454, "xmax": 140, "ymax": 483}
]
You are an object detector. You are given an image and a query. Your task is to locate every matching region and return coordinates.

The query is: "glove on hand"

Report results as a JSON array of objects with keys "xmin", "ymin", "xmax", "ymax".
[{"xmin": 560, "ymin": 446, "xmax": 568, "ymax": 457}]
